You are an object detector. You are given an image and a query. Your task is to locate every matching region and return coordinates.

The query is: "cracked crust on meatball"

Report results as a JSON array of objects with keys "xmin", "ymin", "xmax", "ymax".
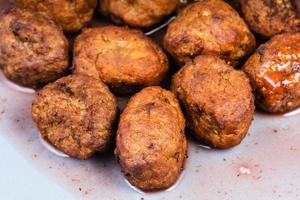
[
  {"xmin": 99, "ymin": 0, "xmax": 180, "ymax": 28},
  {"xmin": 73, "ymin": 26, "xmax": 168, "ymax": 95},
  {"xmin": 240, "ymin": 0, "xmax": 300, "ymax": 38},
  {"xmin": 15, "ymin": 0, "xmax": 97, "ymax": 32},
  {"xmin": 116, "ymin": 86, "xmax": 187, "ymax": 191},
  {"xmin": 243, "ymin": 32, "xmax": 300, "ymax": 113},
  {"xmin": 171, "ymin": 55, "xmax": 255, "ymax": 148},
  {"xmin": 164, "ymin": 0, "xmax": 256, "ymax": 65},
  {"xmin": 32, "ymin": 75, "xmax": 118, "ymax": 159},
  {"xmin": 0, "ymin": 8, "xmax": 68, "ymax": 88}
]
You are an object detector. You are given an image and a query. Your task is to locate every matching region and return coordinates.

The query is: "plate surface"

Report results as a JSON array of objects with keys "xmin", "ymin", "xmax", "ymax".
[{"xmin": 0, "ymin": 1, "xmax": 300, "ymax": 200}]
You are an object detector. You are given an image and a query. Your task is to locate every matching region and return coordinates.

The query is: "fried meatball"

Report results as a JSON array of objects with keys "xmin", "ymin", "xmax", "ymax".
[
  {"xmin": 0, "ymin": 8, "xmax": 68, "ymax": 88},
  {"xmin": 171, "ymin": 55, "xmax": 254, "ymax": 148},
  {"xmin": 73, "ymin": 26, "xmax": 168, "ymax": 95},
  {"xmin": 99, "ymin": 0, "xmax": 180, "ymax": 28},
  {"xmin": 240, "ymin": 0, "xmax": 300, "ymax": 38},
  {"xmin": 15, "ymin": 0, "xmax": 97, "ymax": 32},
  {"xmin": 243, "ymin": 33, "xmax": 300, "ymax": 113},
  {"xmin": 32, "ymin": 75, "xmax": 118, "ymax": 159},
  {"xmin": 188, "ymin": 0, "xmax": 241, "ymax": 9},
  {"xmin": 116, "ymin": 86, "xmax": 187, "ymax": 191},
  {"xmin": 163, "ymin": 0, "xmax": 256, "ymax": 65}
]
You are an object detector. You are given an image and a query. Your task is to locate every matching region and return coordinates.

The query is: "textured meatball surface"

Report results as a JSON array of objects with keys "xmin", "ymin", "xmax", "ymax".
[
  {"xmin": 32, "ymin": 75, "xmax": 118, "ymax": 159},
  {"xmin": 164, "ymin": 0, "xmax": 256, "ymax": 64},
  {"xmin": 172, "ymin": 55, "xmax": 254, "ymax": 148},
  {"xmin": 0, "ymin": 8, "xmax": 68, "ymax": 88},
  {"xmin": 116, "ymin": 86, "xmax": 187, "ymax": 191},
  {"xmin": 73, "ymin": 26, "xmax": 168, "ymax": 95},
  {"xmin": 99, "ymin": 0, "xmax": 180, "ymax": 28},
  {"xmin": 243, "ymin": 32, "xmax": 300, "ymax": 113},
  {"xmin": 240, "ymin": 0, "xmax": 300, "ymax": 38},
  {"xmin": 15, "ymin": 0, "xmax": 97, "ymax": 32}
]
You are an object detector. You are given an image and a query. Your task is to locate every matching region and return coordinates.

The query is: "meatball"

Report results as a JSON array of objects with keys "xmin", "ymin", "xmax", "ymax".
[
  {"xmin": 171, "ymin": 55, "xmax": 254, "ymax": 148},
  {"xmin": 15, "ymin": 0, "xmax": 97, "ymax": 32},
  {"xmin": 32, "ymin": 75, "xmax": 118, "ymax": 159},
  {"xmin": 240, "ymin": 0, "xmax": 300, "ymax": 38},
  {"xmin": 243, "ymin": 32, "xmax": 300, "ymax": 113},
  {"xmin": 188, "ymin": 0, "xmax": 241, "ymax": 9},
  {"xmin": 0, "ymin": 8, "xmax": 68, "ymax": 88},
  {"xmin": 116, "ymin": 86, "xmax": 187, "ymax": 191},
  {"xmin": 99, "ymin": 0, "xmax": 180, "ymax": 28},
  {"xmin": 163, "ymin": 0, "xmax": 256, "ymax": 65},
  {"xmin": 73, "ymin": 26, "xmax": 168, "ymax": 95}
]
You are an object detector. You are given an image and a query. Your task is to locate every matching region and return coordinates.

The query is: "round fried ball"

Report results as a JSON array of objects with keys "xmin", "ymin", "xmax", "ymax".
[
  {"xmin": 116, "ymin": 86, "xmax": 187, "ymax": 191},
  {"xmin": 73, "ymin": 26, "xmax": 168, "ymax": 95},
  {"xmin": 243, "ymin": 32, "xmax": 300, "ymax": 113},
  {"xmin": 163, "ymin": 0, "xmax": 256, "ymax": 64},
  {"xmin": 0, "ymin": 8, "xmax": 68, "ymax": 88},
  {"xmin": 240, "ymin": 0, "xmax": 300, "ymax": 38},
  {"xmin": 32, "ymin": 75, "xmax": 118, "ymax": 160},
  {"xmin": 99, "ymin": 0, "xmax": 180, "ymax": 28},
  {"xmin": 187, "ymin": 0, "xmax": 241, "ymax": 9},
  {"xmin": 171, "ymin": 55, "xmax": 254, "ymax": 148},
  {"xmin": 15, "ymin": 0, "xmax": 97, "ymax": 32}
]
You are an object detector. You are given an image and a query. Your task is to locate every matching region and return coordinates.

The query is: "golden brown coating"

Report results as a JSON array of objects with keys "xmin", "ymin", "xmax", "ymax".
[
  {"xmin": 116, "ymin": 86, "xmax": 187, "ymax": 191},
  {"xmin": 240, "ymin": 0, "xmax": 300, "ymax": 38},
  {"xmin": 99, "ymin": 0, "xmax": 180, "ymax": 28},
  {"xmin": 73, "ymin": 26, "xmax": 169, "ymax": 95},
  {"xmin": 0, "ymin": 8, "xmax": 68, "ymax": 88},
  {"xmin": 171, "ymin": 55, "xmax": 254, "ymax": 148},
  {"xmin": 32, "ymin": 75, "xmax": 118, "ymax": 160},
  {"xmin": 188, "ymin": 0, "xmax": 240, "ymax": 8},
  {"xmin": 15, "ymin": 0, "xmax": 97, "ymax": 32},
  {"xmin": 163, "ymin": 0, "xmax": 256, "ymax": 64},
  {"xmin": 243, "ymin": 33, "xmax": 300, "ymax": 113}
]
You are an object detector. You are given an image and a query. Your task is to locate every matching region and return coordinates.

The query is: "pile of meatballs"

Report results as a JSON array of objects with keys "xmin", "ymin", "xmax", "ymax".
[{"xmin": 0, "ymin": 0, "xmax": 299, "ymax": 192}]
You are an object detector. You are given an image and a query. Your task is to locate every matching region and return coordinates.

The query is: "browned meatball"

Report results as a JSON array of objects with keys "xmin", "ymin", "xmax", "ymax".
[
  {"xmin": 116, "ymin": 86, "xmax": 187, "ymax": 191},
  {"xmin": 73, "ymin": 26, "xmax": 169, "ymax": 95},
  {"xmin": 188, "ymin": 0, "xmax": 241, "ymax": 9},
  {"xmin": 15, "ymin": 0, "xmax": 97, "ymax": 32},
  {"xmin": 32, "ymin": 75, "xmax": 118, "ymax": 160},
  {"xmin": 171, "ymin": 55, "xmax": 254, "ymax": 148},
  {"xmin": 243, "ymin": 32, "xmax": 300, "ymax": 113},
  {"xmin": 0, "ymin": 8, "xmax": 68, "ymax": 88},
  {"xmin": 99, "ymin": 0, "xmax": 180, "ymax": 28},
  {"xmin": 163, "ymin": 0, "xmax": 256, "ymax": 65},
  {"xmin": 240, "ymin": 0, "xmax": 300, "ymax": 38}
]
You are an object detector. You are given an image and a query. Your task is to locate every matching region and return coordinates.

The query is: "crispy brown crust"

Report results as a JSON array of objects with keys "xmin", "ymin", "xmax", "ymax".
[
  {"xmin": 0, "ymin": 8, "xmax": 68, "ymax": 88},
  {"xmin": 163, "ymin": 0, "xmax": 256, "ymax": 64},
  {"xmin": 171, "ymin": 55, "xmax": 254, "ymax": 148},
  {"xmin": 32, "ymin": 75, "xmax": 118, "ymax": 160},
  {"xmin": 73, "ymin": 26, "xmax": 169, "ymax": 95},
  {"xmin": 99, "ymin": 0, "xmax": 180, "ymax": 28},
  {"xmin": 15, "ymin": 0, "xmax": 97, "ymax": 32},
  {"xmin": 243, "ymin": 32, "xmax": 300, "ymax": 113},
  {"xmin": 240, "ymin": 0, "xmax": 300, "ymax": 38},
  {"xmin": 116, "ymin": 86, "xmax": 187, "ymax": 191}
]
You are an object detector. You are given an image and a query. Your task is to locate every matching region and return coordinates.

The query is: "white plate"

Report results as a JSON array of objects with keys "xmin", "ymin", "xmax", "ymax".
[
  {"xmin": 0, "ymin": 1, "xmax": 300, "ymax": 200},
  {"xmin": 1, "ymin": 70, "xmax": 300, "ymax": 200}
]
